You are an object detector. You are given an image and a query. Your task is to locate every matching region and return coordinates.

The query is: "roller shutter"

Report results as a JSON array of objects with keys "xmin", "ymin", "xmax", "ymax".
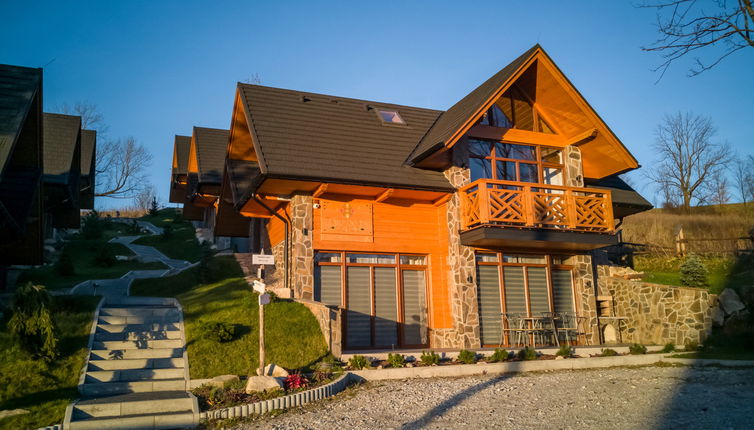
[{"xmin": 477, "ymin": 265, "xmax": 502, "ymax": 345}]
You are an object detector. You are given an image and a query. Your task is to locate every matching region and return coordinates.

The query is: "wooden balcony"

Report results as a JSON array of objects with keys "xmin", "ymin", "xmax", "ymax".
[{"xmin": 459, "ymin": 179, "xmax": 615, "ymax": 233}]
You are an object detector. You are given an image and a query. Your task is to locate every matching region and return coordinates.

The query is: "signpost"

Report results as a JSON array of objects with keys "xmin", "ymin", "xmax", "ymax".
[{"xmin": 252, "ymin": 253, "xmax": 274, "ymax": 375}]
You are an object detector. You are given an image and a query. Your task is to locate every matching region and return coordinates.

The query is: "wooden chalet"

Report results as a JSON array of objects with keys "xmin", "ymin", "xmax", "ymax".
[
  {"xmin": 0, "ymin": 64, "xmax": 45, "ymax": 267},
  {"xmin": 209, "ymin": 44, "xmax": 651, "ymax": 353},
  {"xmin": 42, "ymin": 113, "xmax": 82, "ymax": 231},
  {"xmin": 79, "ymin": 129, "xmax": 96, "ymax": 210}
]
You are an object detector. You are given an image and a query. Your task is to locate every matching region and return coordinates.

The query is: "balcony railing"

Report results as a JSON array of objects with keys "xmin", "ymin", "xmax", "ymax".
[{"xmin": 459, "ymin": 179, "xmax": 615, "ymax": 233}]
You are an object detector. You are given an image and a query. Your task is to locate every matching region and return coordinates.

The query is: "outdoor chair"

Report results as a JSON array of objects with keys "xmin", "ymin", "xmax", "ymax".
[
  {"xmin": 538, "ymin": 312, "xmax": 561, "ymax": 347},
  {"xmin": 501, "ymin": 313, "xmax": 533, "ymax": 347}
]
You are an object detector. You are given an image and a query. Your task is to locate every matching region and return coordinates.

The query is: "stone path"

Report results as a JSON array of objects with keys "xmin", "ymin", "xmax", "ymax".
[{"xmin": 236, "ymin": 365, "xmax": 754, "ymax": 430}]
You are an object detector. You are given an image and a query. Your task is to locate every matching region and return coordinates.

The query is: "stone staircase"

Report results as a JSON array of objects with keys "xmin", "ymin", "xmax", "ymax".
[{"xmin": 65, "ymin": 297, "xmax": 198, "ymax": 429}]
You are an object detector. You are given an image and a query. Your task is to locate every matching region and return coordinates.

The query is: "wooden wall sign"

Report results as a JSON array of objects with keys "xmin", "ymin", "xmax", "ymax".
[{"xmin": 319, "ymin": 201, "xmax": 374, "ymax": 242}]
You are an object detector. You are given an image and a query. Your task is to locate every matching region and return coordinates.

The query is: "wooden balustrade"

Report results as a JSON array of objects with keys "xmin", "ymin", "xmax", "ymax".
[{"xmin": 459, "ymin": 179, "xmax": 615, "ymax": 233}]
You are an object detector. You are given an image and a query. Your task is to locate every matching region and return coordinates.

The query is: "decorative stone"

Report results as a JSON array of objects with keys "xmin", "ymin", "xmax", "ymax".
[
  {"xmin": 718, "ymin": 288, "xmax": 746, "ymax": 315},
  {"xmin": 256, "ymin": 363, "xmax": 289, "ymax": 378},
  {"xmin": 245, "ymin": 376, "xmax": 283, "ymax": 394},
  {"xmin": 208, "ymin": 374, "xmax": 240, "ymax": 388}
]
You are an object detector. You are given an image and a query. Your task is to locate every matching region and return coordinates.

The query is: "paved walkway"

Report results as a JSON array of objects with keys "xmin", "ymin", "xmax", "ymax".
[{"xmin": 70, "ymin": 221, "xmax": 194, "ymax": 298}]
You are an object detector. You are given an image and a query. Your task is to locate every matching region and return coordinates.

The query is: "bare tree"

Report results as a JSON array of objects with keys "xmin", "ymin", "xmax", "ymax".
[
  {"xmin": 732, "ymin": 154, "xmax": 754, "ymax": 205},
  {"xmin": 647, "ymin": 112, "xmax": 733, "ymax": 212},
  {"xmin": 133, "ymin": 185, "xmax": 157, "ymax": 212},
  {"xmin": 57, "ymin": 101, "xmax": 109, "ymax": 134},
  {"xmin": 707, "ymin": 170, "xmax": 731, "ymax": 207},
  {"xmin": 640, "ymin": 0, "xmax": 754, "ymax": 78},
  {"xmin": 95, "ymin": 137, "xmax": 153, "ymax": 199}
]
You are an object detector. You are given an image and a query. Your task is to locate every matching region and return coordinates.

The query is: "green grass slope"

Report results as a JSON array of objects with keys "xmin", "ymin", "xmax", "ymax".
[{"xmin": 133, "ymin": 209, "xmax": 202, "ymax": 262}]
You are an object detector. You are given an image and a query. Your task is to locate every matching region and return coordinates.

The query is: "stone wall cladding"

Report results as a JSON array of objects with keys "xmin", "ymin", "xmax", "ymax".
[
  {"xmin": 266, "ymin": 240, "xmax": 285, "ymax": 290},
  {"xmin": 290, "ymin": 195, "xmax": 314, "ymax": 300},
  {"xmin": 597, "ymin": 265, "xmax": 716, "ymax": 345},
  {"xmin": 563, "ymin": 145, "xmax": 584, "ymax": 187},
  {"xmin": 443, "ymin": 166, "xmax": 481, "ymax": 349},
  {"xmin": 568, "ymin": 253, "xmax": 599, "ymax": 344}
]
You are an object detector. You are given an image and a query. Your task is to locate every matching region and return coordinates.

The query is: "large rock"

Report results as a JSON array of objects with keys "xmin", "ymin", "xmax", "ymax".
[
  {"xmin": 208, "ymin": 374, "xmax": 240, "ymax": 388},
  {"xmin": 718, "ymin": 288, "xmax": 746, "ymax": 315},
  {"xmin": 245, "ymin": 375, "xmax": 283, "ymax": 394},
  {"xmin": 256, "ymin": 363, "xmax": 289, "ymax": 378},
  {"xmin": 711, "ymin": 305, "xmax": 725, "ymax": 327}
]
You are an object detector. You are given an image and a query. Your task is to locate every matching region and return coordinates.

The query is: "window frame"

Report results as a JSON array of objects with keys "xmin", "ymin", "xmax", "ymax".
[{"xmin": 468, "ymin": 138, "xmax": 566, "ymax": 185}]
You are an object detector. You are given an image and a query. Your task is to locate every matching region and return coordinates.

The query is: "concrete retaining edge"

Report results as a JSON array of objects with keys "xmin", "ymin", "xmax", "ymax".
[{"xmin": 199, "ymin": 372, "xmax": 351, "ymax": 421}]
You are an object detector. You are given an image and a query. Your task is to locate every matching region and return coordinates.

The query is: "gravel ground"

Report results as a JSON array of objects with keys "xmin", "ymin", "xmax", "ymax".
[{"xmin": 231, "ymin": 365, "xmax": 754, "ymax": 430}]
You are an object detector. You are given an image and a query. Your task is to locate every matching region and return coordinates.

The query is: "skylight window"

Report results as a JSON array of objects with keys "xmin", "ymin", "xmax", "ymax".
[{"xmin": 377, "ymin": 110, "xmax": 405, "ymax": 124}]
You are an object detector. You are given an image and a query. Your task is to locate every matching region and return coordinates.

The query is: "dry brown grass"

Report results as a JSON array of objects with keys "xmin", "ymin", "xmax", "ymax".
[{"xmin": 621, "ymin": 204, "xmax": 754, "ymax": 254}]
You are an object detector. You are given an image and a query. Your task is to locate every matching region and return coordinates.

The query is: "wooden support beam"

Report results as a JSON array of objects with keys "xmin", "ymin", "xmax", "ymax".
[
  {"xmin": 432, "ymin": 194, "xmax": 452, "ymax": 206},
  {"xmin": 468, "ymin": 125, "xmax": 568, "ymax": 147},
  {"xmin": 566, "ymin": 128, "xmax": 598, "ymax": 146},
  {"xmin": 312, "ymin": 183, "xmax": 328, "ymax": 198},
  {"xmin": 375, "ymin": 188, "xmax": 394, "ymax": 203}
]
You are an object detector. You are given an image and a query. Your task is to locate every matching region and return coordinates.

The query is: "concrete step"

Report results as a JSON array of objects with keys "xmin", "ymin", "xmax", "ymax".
[
  {"xmin": 85, "ymin": 368, "xmax": 185, "ymax": 383},
  {"xmin": 72, "ymin": 391, "xmax": 193, "ymax": 419},
  {"xmin": 90, "ymin": 348, "xmax": 183, "ymax": 360},
  {"xmin": 68, "ymin": 410, "xmax": 195, "ymax": 430},
  {"xmin": 94, "ymin": 329, "xmax": 182, "ymax": 342},
  {"xmin": 96, "ymin": 323, "xmax": 181, "ymax": 333},
  {"xmin": 87, "ymin": 358, "xmax": 184, "ymax": 371},
  {"xmin": 98, "ymin": 315, "xmax": 180, "ymax": 325},
  {"xmin": 80, "ymin": 379, "xmax": 187, "ymax": 396},
  {"xmin": 100, "ymin": 307, "xmax": 180, "ymax": 318},
  {"xmin": 92, "ymin": 339, "xmax": 183, "ymax": 350}
]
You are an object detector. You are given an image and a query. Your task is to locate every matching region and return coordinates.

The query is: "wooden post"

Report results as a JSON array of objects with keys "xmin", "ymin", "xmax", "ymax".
[
  {"xmin": 523, "ymin": 186, "xmax": 534, "ymax": 226},
  {"xmin": 258, "ymin": 298, "xmax": 265, "ymax": 375},
  {"xmin": 675, "ymin": 225, "xmax": 686, "ymax": 256}
]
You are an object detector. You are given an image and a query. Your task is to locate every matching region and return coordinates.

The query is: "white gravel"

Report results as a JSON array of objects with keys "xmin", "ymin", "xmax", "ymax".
[{"xmin": 232, "ymin": 365, "xmax": 754, "ymax": 430}]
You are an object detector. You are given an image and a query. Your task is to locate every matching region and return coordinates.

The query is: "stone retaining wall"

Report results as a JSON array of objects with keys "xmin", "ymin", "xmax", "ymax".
[
  {"xmin": 597, "ymin": 265, "xmax": 716, "ymax": 345},
  {"xmin": 295, "ymin": 298, "xmax": 342, "ymax": 357}
]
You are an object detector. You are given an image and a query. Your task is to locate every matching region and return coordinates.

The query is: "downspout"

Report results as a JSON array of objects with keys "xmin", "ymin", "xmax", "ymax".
[{"xmin": 251, "ymin": 194, "xmax": 289, "ymax": 292}]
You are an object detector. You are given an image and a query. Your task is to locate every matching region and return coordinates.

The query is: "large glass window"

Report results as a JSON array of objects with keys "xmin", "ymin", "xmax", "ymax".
[{"xmin": 468, "ymin": 139, "xmax": 564, "ymax": 185}]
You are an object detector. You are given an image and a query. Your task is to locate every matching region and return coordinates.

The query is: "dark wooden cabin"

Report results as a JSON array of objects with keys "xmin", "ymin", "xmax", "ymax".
[{"xmin": 42, "ymin": 113, "xmax": 82, "ymax": 231}]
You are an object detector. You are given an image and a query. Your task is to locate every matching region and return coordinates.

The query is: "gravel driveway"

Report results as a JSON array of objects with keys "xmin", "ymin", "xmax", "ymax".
[{"xmin": 233, "ymin": 365, "xmax": 754, "ymax": 430}]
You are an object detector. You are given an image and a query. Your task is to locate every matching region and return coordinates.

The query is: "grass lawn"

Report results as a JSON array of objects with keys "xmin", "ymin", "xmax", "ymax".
[
  {"xmin": 131, "ymin": 256, "xmax": 328, "ymax": 378},
  {"xmin": 0, "ymin": 296, "xmax": 99, "ymax": 430},
  {"xmin": 133, "ymin": 208, "xmax": 202, "ymax": 262},
  {"xmin": 18, "ymin": 229, "xmax": 166, "ymax": 290},
  {"xmin": 634, "ymin": 254, "xmax": 754, "ymax": 295}
]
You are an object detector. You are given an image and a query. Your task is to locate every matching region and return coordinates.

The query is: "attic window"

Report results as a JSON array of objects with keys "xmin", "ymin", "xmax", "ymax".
[{"xmin": 377, "ymin": 110, "xmax": 405, "ymax": 124}]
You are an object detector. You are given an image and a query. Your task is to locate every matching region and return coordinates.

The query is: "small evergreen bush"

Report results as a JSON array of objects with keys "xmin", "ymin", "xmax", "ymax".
[
  {"xmin": 81, "ymin": 211, "xmax": 104, "ymax": 239},
  {"xmin": 679, "ymin": 254, "xmax": 709, "ymax": 288},
  {"xmin": 387, "ymin": 353, "xmax": 406, "ymax": 368},
  {"xmin": 348, "ymin": 355, "xmax": 369, "ymax": 370},
  {"xmin": 93, "ymin": 245, "xmax": 117, "ymax": 267},
  {"xmin": 556, "ymin": 344, "xmax": 575, "ymax": 357},
  {"xmin": 457, "ymin": 349, "xmax": 477, "ymax": 364},
  {"xmin": 161, "ymin": 224, "xmax": 173, "ymax": 240},
  {"xmin": 149, "ymin": 197, "xmax": 159, "ymax": 216},
  {"xmin": 629, "ymin": 343, "xmax": 647, "ymax": 355},
  {"xmin": 661, "ymin": 342, "xmax": 675, "ymax": 353},
  {"xmin": 517, "ymin": 347, "xmax": 537, "ymax": 361},
  {"xmin": 198, "ymin": 242, "xmax": 214, "ymax": 283},
  {"xmin": 126, "ymin": 219, "xmax": 141, "ymax": 234},
  {"xmin": 54, "ymin": 250, "xmax": 75, "ymax": 276},
  {"xmin": 199, "ymin": 321, "xmax": 236, "ymax": 342},
  {"xmin": 601, "ymin": 348, "xmax": 619, "ymax": 357},
  {"xmin": 8, "ymin": 283, "xmax": 59, "ymax": 360},
  {"xmin": 489, "ymin": 348, "xmax": 509, "ymax": 362},
  {"xmin": 420, "ymin": 350, "xmax": 440, "ymax": 366}
]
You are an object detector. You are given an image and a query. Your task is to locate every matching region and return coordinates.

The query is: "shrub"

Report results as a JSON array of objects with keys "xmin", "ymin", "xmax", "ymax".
[
  {"xmin": 387, "ymin": 353, "xmax": 406, "ymax": 368},
  {"xmin": 684, "ymin": 341, "xmax": 700, "ymax": 351},
  {"xmin": 81, "ymin": 211, "xmax": 104, "ymax": 239},
  {"xmin": 161, "ymin": 224, "xmax": 173, "ymax": 240},
  {"xmin": 420, "ymin": 350, "xmax": 440, "ymax": 366},
  {"xmin": 149, "ymin": 197, "xmax": 159, "ymax": 216},
  {"xmin": 348, "ymin": 355, "xmax": 369, "ymax": 370},
  {"xmin": 8, "ymin": 283, "xmax": 59, "ymax": 360},
  {"xmin": 199, "ymin": 321, "xmax": 236, "ymax": 342},
  {"xmin": 283, "ymin": 373, "xmax": 308, "ymax": 390},
  {"xmin": 54, "ymin": 250, "xmax": 75, "ymax": 276},
  {"xmin": 517, "ymin": 347, "xmax": 537, "ymax": 361},
  {"xmin": 629, "ymin": 343, "xmax": 647, "ymax": 355},
  {"xmin": 601, "ymin": 348, "xmax": 619, "ymax": 357},
  {"xmin": 661, "ymin": 342, "xmax": 676, "ymax": 353},
  {"xmin": 456, "ymin": 349, "xmax": 477, "ymax": 364},
  {"xmin": 556, "ymin": 345, "xmax": 575, "ymax": 357},
  {"xmin": 93, "ymin": 245, "xmax": 117, "ymax": 267},
  {"xmin": 489, "ymin": 348, "xmax": 509, "ymax": 362},
  {"xmin": 126, "ymin": 219, "xmax": 141, "ymax": 234},
  {"xmin": 198, "ymin": 242, "xmax": 214, "ymax": 283},
  {"xmin": 312, "ymin": 361, "xmax": 334, "ymax": 383},
  {"xmin": 679, "ymin": 254, "xmax": 709, "ymax": 288}
]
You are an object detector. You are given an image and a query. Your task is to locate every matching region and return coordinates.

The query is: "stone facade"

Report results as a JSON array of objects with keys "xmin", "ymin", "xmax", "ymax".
[
  {"xmin": 295, "ymin": 298, "xmax": 342, "ymax": 357},
  {"xmin": 442, "ymin": 164, "xmax": 481, "ymax": 348},
  {"xmin": 566, "ymin": 253, "xmax": 599, "ymax": 345},
  {"xmin": 563, "ymin": 145, "xmax": 584, "ymax": 187},
  {"xmin": 290, "ymin": 195, "xmax": 314, "ymax": 300},
  {"xmin": 597, "ymin": 265, "xmax": 716, "ymax": 345}
]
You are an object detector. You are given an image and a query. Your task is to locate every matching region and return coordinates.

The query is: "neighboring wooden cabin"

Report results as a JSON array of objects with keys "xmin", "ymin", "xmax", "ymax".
[
  {"xmin": 79, "ymin": 129, "xmax": 96, "ymax": 210},
  {"xmin": 42, "ymin": 113, "xmax": 82, "ymax": 232},
  {"xmin": 214, "ymin": 45, "xmax": 651, "ymax": 352},
  {"xmin": 0, "ymin": 64, "xmax": 45, "ymax": 266}
]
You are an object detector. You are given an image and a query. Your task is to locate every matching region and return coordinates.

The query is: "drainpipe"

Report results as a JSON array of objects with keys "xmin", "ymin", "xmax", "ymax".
[{"xmin": 251, "ymin": 194, "xmax": 289, "ymax": 292}]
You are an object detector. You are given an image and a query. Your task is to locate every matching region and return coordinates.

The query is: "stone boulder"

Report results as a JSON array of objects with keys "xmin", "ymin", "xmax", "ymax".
[
  {"xmin": 245, "ymin": 375, "xmax": 283, "ymax": 394},
  {"xmin": 718, "ymin": 289, "xmax": 746, "ymax": 315},
  {"xmin": 711, "ymin": 305, "xmax": 725, "ymax": 327},
  {"xmin": 207, "ymin": 374, "xmax": 240, "ymax": 388},
  {"xmin": 256, "ymin": 363, "xmax": 289, "ymax": 378}
]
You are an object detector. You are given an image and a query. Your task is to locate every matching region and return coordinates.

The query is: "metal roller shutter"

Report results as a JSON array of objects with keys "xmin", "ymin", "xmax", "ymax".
[
  {"xmin": 346, "ymin": 266, "xmax": 371, "ymax": 347},
  {"xmin": 401, "ymin": 270, "xmax": 427, "ymax": 346},
  {"xmin": 527, "ymin": 267, "xmax": 550, "ymax": 315},
  {"xmin": 314, "ymin": 265, "xmax": 341, "ymax": 307},
  {"xmin": 374, "ymin": 267, "xmax": 398, "ymax": 347},
  {"xmin": 477, "ymin": 265, "xmax": 502, "ymax": 345},
  {"xmin": 552, "ymin": 269, "xmax": 575, "ymax": 314},
  {"xmin": 503, "ymin": 266, "xmax": 527, "ymax": 314}
]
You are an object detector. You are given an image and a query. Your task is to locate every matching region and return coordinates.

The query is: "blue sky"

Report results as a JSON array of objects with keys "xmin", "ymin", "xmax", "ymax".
[{"xmin": 1, "ymin": 1, "xmax": 752, "ymax": 208}]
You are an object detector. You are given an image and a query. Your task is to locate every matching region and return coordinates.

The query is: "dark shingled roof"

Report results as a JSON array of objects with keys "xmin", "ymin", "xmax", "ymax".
[
  {"xmin": 193, "ymin": 127, "xmax": 228, "ymax": 184},
  {"xmin": 585, "ymin": 175, "xmax": 653, "ymax": 218},
  {"xmin": 238, "ymin": 83, "xmax": 453, "ymax": 191},
  {"xmin": 173, "ymin": 135, "xmax": 191, "ymax": 176},
  {"xmin": 80, "ymin": 129, "xmax": 96, "ymax": 176},
  {"xmin": 43, "ymin": 113, "xmax": 81, "ymax": 181},
  {"xmin": 407, "ymin": 45, "xmax": 540, "ymax": 165},
  {"xmin": 0, "ymin": 64, "xmax": 42, "ymax": 176}
]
